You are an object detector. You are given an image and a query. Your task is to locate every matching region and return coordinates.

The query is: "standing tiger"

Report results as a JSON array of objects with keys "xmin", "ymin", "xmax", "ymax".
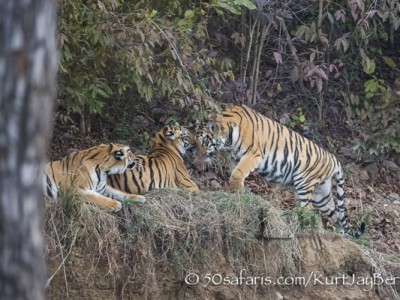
[
  {"xmin": 45, "ymin": 143, "xmax": 146, "ymax": 212},
  {"xmin": 209, "ymin": 105, "xmax": 365, "ymax": 238},
  {"xmin": 107, "ymin": 125, "xmax": 199, "ymax": 194}
]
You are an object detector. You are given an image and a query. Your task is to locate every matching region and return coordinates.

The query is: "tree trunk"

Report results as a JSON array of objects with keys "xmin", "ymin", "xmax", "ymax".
[{"xmin": 0, "ymin": 0, "xmax": 57, "ymax": 299}]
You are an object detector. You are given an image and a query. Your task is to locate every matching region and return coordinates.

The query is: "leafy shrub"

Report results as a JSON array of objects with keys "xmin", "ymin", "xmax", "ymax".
[
  {"xmin": 58, "ymin": 0, "xmax": 400, "ymax": 155},
  {"xmin": 58, "ymin": 0, "xmax": 254, "ymax": 133},
  {"xmin": 343, "ymin": 84, "xmax": 400, "ymax": 154}
]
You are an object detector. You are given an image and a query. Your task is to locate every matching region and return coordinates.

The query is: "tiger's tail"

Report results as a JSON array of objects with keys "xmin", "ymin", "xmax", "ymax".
[{"xmin": 335, "ymin": 169, "xmax": 365, "ymax": 238}]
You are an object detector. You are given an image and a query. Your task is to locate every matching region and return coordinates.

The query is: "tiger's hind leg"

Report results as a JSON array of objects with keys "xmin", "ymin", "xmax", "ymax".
[
  {"xmin": 294, "ymin": 182, "xmax": 317, "ymax": 209},
  {"xmin": 310, "ymin": 178, "xmax": 339, "ymax": 224}
]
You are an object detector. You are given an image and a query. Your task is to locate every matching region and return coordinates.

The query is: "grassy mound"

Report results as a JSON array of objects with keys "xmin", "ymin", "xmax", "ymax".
[
  {"xmin": 44, "ymin": 189, "xmax": 305, "ymax": 295},
  {"xmin": 44, "ymin": 189, "xmax": 399, "ymax": 299}
]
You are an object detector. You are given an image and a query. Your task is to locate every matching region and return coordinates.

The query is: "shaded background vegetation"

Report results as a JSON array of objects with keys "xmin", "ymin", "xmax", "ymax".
[{"xmin": 56, "ymin": 0, "xmax": 400, "ymax": 156}]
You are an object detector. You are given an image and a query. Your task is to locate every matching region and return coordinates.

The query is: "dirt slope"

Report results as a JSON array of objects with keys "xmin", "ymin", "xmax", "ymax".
[{"xmin": 44, "ymin": 190, "xmax": 400, "ymax": 300}]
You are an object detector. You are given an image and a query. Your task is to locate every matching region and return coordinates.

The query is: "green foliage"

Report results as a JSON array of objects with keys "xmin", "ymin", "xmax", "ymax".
[
  {"xmin": 363, "ymin": 59, "xmax": 376, "ymax": 75},
  {"xmin": 364, "ymin": 79, "xmax": 387, "ymax": 99},
  {"xmin": 58, "ymin": 0, "xmax": 400, "ymax": 157},
  {"xmin": 288, "ymin": 108, "xmax": 306, "ymax": 129},
  {"xmin": 113, "ymin": 125, "xmax": 131, "ymax": 140},
  {"xmin": 58, "ymin": 0, "xmax": 235, "ymax": 133},
  {"xmin": 164, "ymin": 116, "xmax": 180, "ymax": 127},
  {"xmin": 55, "ymin": 180, "xmax": 82, "ymax": 219},
  {"xmin": 353, "ymin": 236, "xmax": 371, "ymax": 248},
  {"xmin": 136, "ymin": 132, "xmax": 152, "ymax": 152},
  {"xmin": 58, "ymin": 1, "xmax": 114, "ymax": 120},
  {"xmin": 343, "ymin": 80, "xmax": 400, "ymax": 154},
  {"xmin": 277, "ymin": 0, "xmax": 400, "ymax": 154},
  {"xmin": 382, "ymin": 56, "xmax": 397, "ymax": 69},
  {"xmin": 288, "ymin": 205, "xmax": 323, "ymax": 230},
  {"xmin": 208, "ymin": 0, "xmax": 256, "ymax": 15}
]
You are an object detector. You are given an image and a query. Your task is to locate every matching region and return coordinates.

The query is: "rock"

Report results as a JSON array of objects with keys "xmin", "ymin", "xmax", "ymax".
[
  {"xmin": 389, "ymin": 193, "xmax": 400, "ymax": 202},
  {"xmin": 134, "ymin": 115, "xmax": 152, "ymax": 127},
  {"xmin": 204, "ymin": 172, "xmax": 217, "ymax": 180},
  {"xmin": 210, "ymin": 179, "xmax": 221, "ymax": 190},
  {"xmin": 276, "ymin": 291, "xmax": 283, "ymax": 300},
  {"xmin": 339, "ymin": 146, "xmax": 361, "ymax": 160},
  {"xmin": 279, "ymin": 114, "xmax": 290, "ymax": 126},
  {"xmin": 363, "ymin": 162, "xmax": 379, "ymax": 179},
  {"xmin": 383, "ymin": 160, "xmax": 400, "ymax": 175},
  {"xmin": 244, "ymin": 185, "xmax": 252, "ymax": 193},
  {"xmin": 366, "ymin": 186, "xmax": 375, "ymax": 193},
  {"xmin": 359, "ymin": 169, "xmax": 369, "ymax": 181}
]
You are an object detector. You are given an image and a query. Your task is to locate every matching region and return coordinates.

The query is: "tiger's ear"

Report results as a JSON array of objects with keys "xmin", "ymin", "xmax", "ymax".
[
  {"xmin": 164, "ymin": 131, "xmax": 175, "ymax": 141},
  {"xmin": 165, "ymin": 133, "xmax": 176, "ymax": 141},
  {"xmin": 163, "ymin": 125, "xmax": 177, "ymax": 140},
  {"xmin": 114, "ymin": 150, "xmax": 124, "ymax": 160}
]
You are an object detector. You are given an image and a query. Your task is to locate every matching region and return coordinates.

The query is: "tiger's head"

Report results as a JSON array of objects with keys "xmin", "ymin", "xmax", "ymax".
[
  {"xmin": 153, "ymin": 125, "xmax": 187, "ymax": 156},
  {"xmin": 182, "ymin": 123, "xmax": 218, "ymax": 166},
  {"xmin": 98, "ymin": 143, "xmax": 138, "ymax": 175},
  {"xmin": 208, "ymin": 110, "xmax": 237, "ymax": 149},
  {"xmin": 194, "ymin": 124, "xmax": 218, "ymax": 162},
  {"xmin": 162, "ymin": 124, "xmax": 181, "ymax": 141}
]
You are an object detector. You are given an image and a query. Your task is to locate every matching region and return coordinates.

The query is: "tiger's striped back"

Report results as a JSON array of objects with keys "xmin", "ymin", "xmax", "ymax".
[{"xmin": 107, "ymin": 125, "xmax": 199, "ymax": 194}]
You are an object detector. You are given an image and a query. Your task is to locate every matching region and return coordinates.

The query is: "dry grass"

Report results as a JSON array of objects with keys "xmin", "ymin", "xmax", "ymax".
[
  {"xmin": 44, "ymin": 186, "xmax": 123, "ymax": 296},
  {"xmin": 360, "ymin": 248, "xmax": 400, "ymax": 300},
  {"xmin": 44, "ymin": 188, "xmax": 304, "ymax": 296},
  {"xmin": 207, "ymin": 149, "xmax": 233, "ymax": 179},
  {"xmin": 44, "ymin": 187, "xmax": 399, "ymax": 299}
]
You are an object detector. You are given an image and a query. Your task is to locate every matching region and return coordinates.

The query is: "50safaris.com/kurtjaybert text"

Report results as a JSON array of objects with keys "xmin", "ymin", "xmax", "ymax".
[{"xmin": 184, "ymin": 269, "xmax": 398, "ymax": 291}]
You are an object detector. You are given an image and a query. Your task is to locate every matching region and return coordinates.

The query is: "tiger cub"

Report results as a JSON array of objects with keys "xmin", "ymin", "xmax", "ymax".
[
  {"xmin": 107, "ymin": 125, "xmax": 199, "ymax": 194},
  {"xmin": 45, "ymin": 143, "xmax": 145, "ymax": 212},
  {"xmin": 209, "ymin": 105, "xmax": 365, "ymax": 238}
]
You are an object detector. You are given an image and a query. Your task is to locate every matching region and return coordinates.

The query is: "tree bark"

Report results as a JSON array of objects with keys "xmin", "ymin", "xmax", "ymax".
[{"xmin": 0, "ymin": 0, "xmax": 57, "ymax": 299}]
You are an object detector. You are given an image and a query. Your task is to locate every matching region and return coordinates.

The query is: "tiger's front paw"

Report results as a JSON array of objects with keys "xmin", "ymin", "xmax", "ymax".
[
  {"xmin": 111, "ymin": 200, "xmax": 123, "ymax": 212},
  {"xmin": 227, "ymin": 180, "xmax": 245, "ymax": 193},
  {"xmin": 189, "ymin": 185, "xmax": 200, "ymax": 193},
  {"xmin": 131, "ymin": 195, "xmax": 146, "ymax": 204}
]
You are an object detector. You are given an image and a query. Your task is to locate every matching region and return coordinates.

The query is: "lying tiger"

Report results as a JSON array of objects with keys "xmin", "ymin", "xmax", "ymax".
[
  {"xmin": 107, "ymin": 125, "xmax": 199, "ymax": 194},
  {"xmin": 45, "ymin": 143, "xmax": 146, "ymax": 212},
  {"xmin": 209, "ymin": 105, "xmax": 365, "ymax": 238}
]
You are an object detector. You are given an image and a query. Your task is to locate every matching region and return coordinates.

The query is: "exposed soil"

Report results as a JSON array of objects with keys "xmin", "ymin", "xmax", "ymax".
[{"xmin": 45, "ymin": 224, "xmax": 399, "ymax": 300}]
